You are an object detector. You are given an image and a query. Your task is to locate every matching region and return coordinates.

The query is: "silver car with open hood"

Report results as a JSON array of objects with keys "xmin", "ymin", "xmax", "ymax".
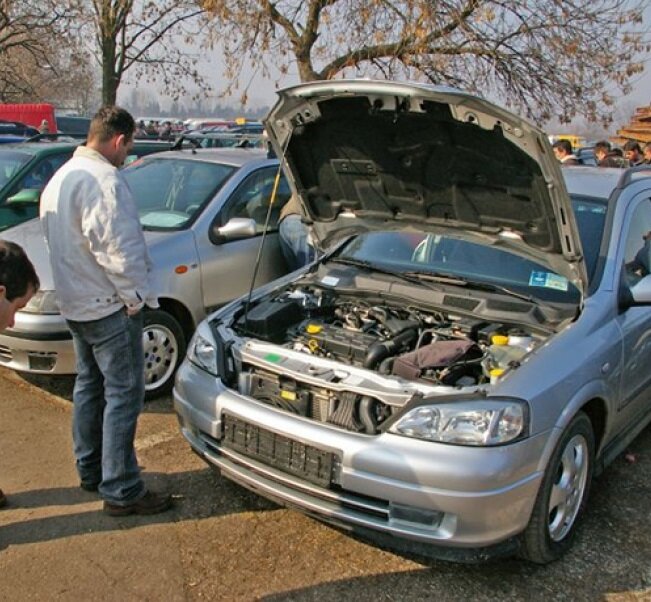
[{"xmin": 174, "ymin": 80, "xmax": 651, "ymax": 563}]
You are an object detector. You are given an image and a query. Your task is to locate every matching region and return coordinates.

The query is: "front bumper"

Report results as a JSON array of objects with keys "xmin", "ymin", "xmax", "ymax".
[
  {"xmin": 174, "ymin": 359, "xmax": 547, "ymax": 552},
  {"xmin": 0, "ymin": 312, "xmax": 75, "ymax": 374}
]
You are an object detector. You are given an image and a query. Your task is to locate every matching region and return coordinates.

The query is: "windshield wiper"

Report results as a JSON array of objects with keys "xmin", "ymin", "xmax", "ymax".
[
  {"xmin": 328, "ymin": 257, "xmax": 443, "ymax": 291},
  {"xmin": 402, "ymin": 270, "xmax": 540, "ymax": 305}
]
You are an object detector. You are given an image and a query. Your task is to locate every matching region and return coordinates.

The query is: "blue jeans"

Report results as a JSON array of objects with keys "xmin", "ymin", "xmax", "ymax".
[
  {"xmin": 279, "ymin": 214, "xmax": 316, "ymax": 271},
  {"xmin": 66, "ymin": 308, "xmax": 145, "ymax": 505}
]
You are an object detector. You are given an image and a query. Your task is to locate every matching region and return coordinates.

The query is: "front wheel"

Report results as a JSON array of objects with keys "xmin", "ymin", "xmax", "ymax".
[
  {"xmin": 142, "ymin": 310, "xmax": 186, "ymax": 400},
  {"xmin": 521, "ymin": 411, "xmax": 594, "ymax": 564}
]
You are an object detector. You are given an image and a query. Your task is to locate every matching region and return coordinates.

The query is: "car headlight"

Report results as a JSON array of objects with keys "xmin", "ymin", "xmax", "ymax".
[
  {"xmin": 187, "ymin": 322, "xmax": 219, "ymax": 375},
  {"xmin": 388, "ymin": 399, "xmax": 527, "ymax": 446},
  {"xmin": 21, "ymin": 290, "xmax": 60, "ymax": 314}
]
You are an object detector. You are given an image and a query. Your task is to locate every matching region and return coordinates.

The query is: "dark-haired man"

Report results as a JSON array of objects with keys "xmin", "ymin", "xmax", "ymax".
[
  {"xmin": 0, "ymin": 240, "xmax": 39, "ymax": 507},
  {"xmin": 595, "ymin": 140, "xmax": 628, "ymax": 168},
  {"xmin": 623, "ymin": 140, "xmax": 644, "ymax": 166},
  {"xmin": 552, "ymin": 139, "xmax": 580, "ymax": 166},
  {"xmin": 40, "ymin": 106, "xmax": 171, "ymax": 516}
]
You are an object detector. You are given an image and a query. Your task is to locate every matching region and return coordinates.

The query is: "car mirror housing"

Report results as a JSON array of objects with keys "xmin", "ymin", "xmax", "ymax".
[
  {"xmin": 212, "ymin": 217, "xmax": 257, "ymax": 243},
  {"xmin": 629, "ymin": 275, "xmax": 651, "ymax": 305},
  {"xmin": 7, "ymin": 188, "xmax": 40, "ymax": 205}
]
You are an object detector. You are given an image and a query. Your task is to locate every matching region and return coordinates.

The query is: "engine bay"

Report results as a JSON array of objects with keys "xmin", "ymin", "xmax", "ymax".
[{"xmin": 227, "ymin": 284, "xmax": 543, "ymax": 434}]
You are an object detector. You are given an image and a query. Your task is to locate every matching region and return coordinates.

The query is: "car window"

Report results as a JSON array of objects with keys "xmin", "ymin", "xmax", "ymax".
[
  {"xmin": 123, "ymin": 157, "xmax": 236, "ymax": 230},
  {"xmin": 0, "ymin": 151, "xmax": 31, "ymax": 190},
  {"xmin": 337, "ymin": 196, "xmax": 607, "ymax": 304},
  {"xmin": 623, "ymin": 199, "xmax": 651, "ymax": 286},
  {"xmin": 222, "ymin": 167, "xmax": 290, "ymax": 231},
  {"xmin": 18, "ymin": 153, "xmax": 71, "ymax": 192},
  {"xmin": 340, "ymin": 230, "xmax": 582, "ymax": 304},
  {"xmin": 570, "ymin": 196, "xmax": 608, "ymax": 280}
]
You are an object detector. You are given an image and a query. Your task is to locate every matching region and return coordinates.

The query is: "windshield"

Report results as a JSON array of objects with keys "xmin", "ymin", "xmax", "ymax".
[
  {"xmin": 0, "ymin": 151, "xmax": 31, "ymax": 190},
  {"xmin": 336, "ymin": 197, "xmax": 606, "ymax": 305},
  {"xmin": 123, "ymin": 157, "xmax": 236, "ymax": 230}
]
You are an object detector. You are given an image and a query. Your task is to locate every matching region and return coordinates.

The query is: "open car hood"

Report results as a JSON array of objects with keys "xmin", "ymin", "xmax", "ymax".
[{"xmin": 264, "ymin": 80, "xmax": 587, "ymax": 295}]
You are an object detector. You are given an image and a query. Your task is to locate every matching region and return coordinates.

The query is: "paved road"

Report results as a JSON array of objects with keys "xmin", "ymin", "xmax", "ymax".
[{"xmin": 1, "ymin": 367, "xmax": 651, "ymax": 601}]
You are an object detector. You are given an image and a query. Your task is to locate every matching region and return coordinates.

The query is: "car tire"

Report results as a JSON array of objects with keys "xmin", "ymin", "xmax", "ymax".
[
  {"xmin": 142, "ymin": 310, "xmax": 186, "ymax": 401},
  {"xmin": 521, "ymin": 411, "xmax": 594, "ymax": 564}
]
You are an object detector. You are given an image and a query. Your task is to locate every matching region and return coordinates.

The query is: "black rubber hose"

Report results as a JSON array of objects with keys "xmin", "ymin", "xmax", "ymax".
[
  {"xmin": 364, "ymin": 328, "xmax": 418, "ymax": 369},
  {"xmin": 358, "ymin": 396, "xmax": 377, "ymax": 434}
]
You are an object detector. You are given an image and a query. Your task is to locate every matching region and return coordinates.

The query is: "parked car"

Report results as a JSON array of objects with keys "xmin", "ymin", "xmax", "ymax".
[
  {"xmin": 0, "ymin": 120, "xmax": 39, "ymax": 139},
  {"xmin": 0, "ymin": 140, "xmax": 80, "ymax": 232},
  {"xmin": 173, "ymin": 80, "xmax": 651, "ymax": 564},
  {"xmin": 179, "ymin": 132, "xmax": 264, "ymax": 150},
  {"xmin": 576, "ymin": 146, "xmax": 597, "ymax": 166},
  {"xmin": 0, "ymin": 147, "xmax": 292, "ymax": 398},
  {"xmin": 0, "ymin": 138, "xmax": 183, "ymax": 233},
  {"xmin": 228, "ymin": 122, "xmax": 265, "ymax": 135},
  {"xmin": 55, "ymin": 115, "xmax": 91, "ymax": 137}
]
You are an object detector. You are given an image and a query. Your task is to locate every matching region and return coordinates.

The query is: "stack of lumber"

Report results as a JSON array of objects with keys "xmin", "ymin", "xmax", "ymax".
[{"xmin": 612, "ymin": 104, "xmax": 651, "ymax": 145}]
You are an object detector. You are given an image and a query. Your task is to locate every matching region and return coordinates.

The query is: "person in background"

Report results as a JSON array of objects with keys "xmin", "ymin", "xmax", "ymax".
[
  {"xmin": 595, "ymin": 140, "xmax": 628, "ymax": 168},
  {"xmin": 158, "ymin": 121, "xmax": 172, "ymax": 141},
  {"xmin": 623, "ymin": 140, "xmax": 645, "ymax": 166},
  {"xmin": 278, "ymin": 194, "xmax": 316, "ymax": 271},
  {"xmin": 0, "ymin": 240, "xmax": 39, "ymax": 508},
  {"xmin": 40, "ymin": 106, "xmax": 172, "ymax": 516},
  {"xmin": 643, "ymin": 142, "xmax": 651, "ymax": 165},
  {"xmin": 552, "ymin": 139, "xmax": 580, "ymax": 166},
  {"xmin": 38, "ymin": 119, "xmax": 50, "ymax": 135},
  {"xmin": 134, "ymin": 120, "xmax": 147, "ymax": 138}
]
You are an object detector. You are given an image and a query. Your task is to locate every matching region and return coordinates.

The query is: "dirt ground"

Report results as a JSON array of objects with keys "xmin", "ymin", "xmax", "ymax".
[{"xmin": 2, "ymin": 366, "xmax": 651, "ymax": 601}]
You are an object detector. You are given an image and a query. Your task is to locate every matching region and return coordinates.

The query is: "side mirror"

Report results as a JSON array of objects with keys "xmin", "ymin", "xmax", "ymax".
[
  {"xmin": 6, "ymin": 188, "xmax": 40, "ymax": 205},
  {"xmin": 629, "ymin": 275, "xmax": 651, "ymax": 304},
  {"xmin": 212, "ymin": 217, "xmax": 257, "ymax": 243}
]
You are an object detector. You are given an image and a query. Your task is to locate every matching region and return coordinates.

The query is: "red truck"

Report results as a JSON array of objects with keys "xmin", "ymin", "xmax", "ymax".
[{"xmin": 0, "ymin": 103, "xmax": 57, "ymax": 131}]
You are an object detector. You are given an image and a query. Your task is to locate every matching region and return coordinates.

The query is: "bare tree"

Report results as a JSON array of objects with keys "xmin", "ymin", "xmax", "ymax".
[
  {"xmin": 0, "ymin": 0, "xmax": 81, "ymax": 102},
  {"xmin": 78, "ymin": 0, "xmax": 210, "ymax": 106},
  {"xmin": 201, "ymin": 0, "xmax": 650, "ymax": 125},
  {"xmin": 0, "ymin": 41, "xmax": 98, "ymax": 112}
]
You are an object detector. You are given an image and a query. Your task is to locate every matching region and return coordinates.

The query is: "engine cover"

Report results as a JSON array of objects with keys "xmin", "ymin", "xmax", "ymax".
[{"xmin": 291, "ymin": 320, "xmax": 380, "ymax": 366}]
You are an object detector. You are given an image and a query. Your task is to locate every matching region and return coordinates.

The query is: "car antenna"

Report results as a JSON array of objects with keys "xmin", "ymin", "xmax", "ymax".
[{"xmin": 242, "ymin": 131, "xmax": 293, "ymax": 333}]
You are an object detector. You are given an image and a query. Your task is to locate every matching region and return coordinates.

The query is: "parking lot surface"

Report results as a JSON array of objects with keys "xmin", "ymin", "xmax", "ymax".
[{"xmin": 1, "ymin": 367, "xmax": 651, "ymax": 601}]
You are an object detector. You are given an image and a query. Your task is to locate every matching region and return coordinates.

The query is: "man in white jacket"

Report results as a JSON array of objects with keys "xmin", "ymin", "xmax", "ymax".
[{"xmin": 40, "ymin": 106, "xmax": 171, "ymax": 516}]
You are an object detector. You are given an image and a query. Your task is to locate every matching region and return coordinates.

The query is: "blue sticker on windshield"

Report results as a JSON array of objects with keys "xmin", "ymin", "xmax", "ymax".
[{"xmin": 529, "ymin": 271, "xmax": 568, "ymax": 291}]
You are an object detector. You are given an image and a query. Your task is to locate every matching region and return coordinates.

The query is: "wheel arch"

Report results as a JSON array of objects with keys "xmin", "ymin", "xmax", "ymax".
[
  {"xmin": 579, "ymin": 397, "xmax": 607, "ymax": 461},
  {"xmin": 157, "ymin": 297, "xmax": 196, "ymax": 342}
]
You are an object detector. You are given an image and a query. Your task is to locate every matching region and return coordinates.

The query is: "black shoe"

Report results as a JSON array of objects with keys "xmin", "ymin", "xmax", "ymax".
[
  {"xmin": 80, "ymin": 481, "xmax": 99, "ymax": 492},
  {"xmin": 103, "ymin": 490, "xmax": 172, "ymax": 516},
  {"xmin": 0, "ymin": 488, "xmax": 6, "ymax": 508}
]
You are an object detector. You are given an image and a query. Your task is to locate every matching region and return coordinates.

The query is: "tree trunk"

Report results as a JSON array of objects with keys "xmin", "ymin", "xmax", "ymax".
[
  {"xmin": 100, "ymin": 1, "xmax": 118, "ymax": 106},
  {"xmin": 102, "ymin": 44, "xmax": 118, "ymax": 105}
]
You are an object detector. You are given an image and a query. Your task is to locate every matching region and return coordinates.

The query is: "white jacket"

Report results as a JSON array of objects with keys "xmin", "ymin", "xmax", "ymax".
[{"xmin": 40, "ymin": 146, "xmax": 158, "ymax": 322}]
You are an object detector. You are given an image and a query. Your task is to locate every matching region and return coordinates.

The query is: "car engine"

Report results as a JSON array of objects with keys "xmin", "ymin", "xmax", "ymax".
[{"xmin": 228, "ymin": 285, "xmax": 541, "ymax": 434}]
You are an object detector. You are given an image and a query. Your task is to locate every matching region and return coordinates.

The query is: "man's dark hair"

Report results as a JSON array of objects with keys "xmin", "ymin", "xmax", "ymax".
[
  {"xmin": 0, "ymin": 240, "xmax": 39, "ymax": 300},
  {"xmin": 623, "ymin": 140, "xmax": 642, "ymax": 153},
  {"xmin": 552, "ymin": 139, "xmax": 573, "ymax": 155},
  {"xmin": 88, "ymin": 106, "xmax": 135, "ymax": 144},
  {"xmin": 595, "ymin": 140, "xmax": 611, "ymax": 153}
]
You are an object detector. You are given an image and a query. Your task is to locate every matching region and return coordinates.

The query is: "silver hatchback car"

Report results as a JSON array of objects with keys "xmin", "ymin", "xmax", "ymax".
[
  {"xmin": 0, "ymin": 148, "xmax": 291, "ymax": 398},
  {"xmin": 174, "ymin": 80, "xmax": 651, "ymax": 563}
]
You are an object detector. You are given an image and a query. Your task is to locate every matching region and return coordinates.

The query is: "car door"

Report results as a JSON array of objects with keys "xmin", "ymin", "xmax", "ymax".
[
  {"xmin": 196, "ymin": 165, "xmax": 291, "ymax": 311},
  {"xmin": 616, "ymin": 195, "xmax": 651, "ymax": 414}
]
